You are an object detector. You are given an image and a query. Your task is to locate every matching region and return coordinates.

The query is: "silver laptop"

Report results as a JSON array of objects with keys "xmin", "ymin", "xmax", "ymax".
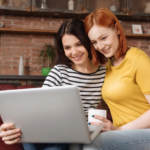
[{"xmin": 0, "ymin": 85, "xmax": 102, "ymax": 144}]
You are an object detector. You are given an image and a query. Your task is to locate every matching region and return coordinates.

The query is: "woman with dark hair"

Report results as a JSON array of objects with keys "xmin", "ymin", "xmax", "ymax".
[
  {"xmin": 55, "ymin": 19, "xmax": 93, "ymax": 67},
  {"xmin": 0, "ymin": 19, "xmax": 106, "ymax": 150},
  {"xmin": 82, "ymin": 8, "xmax": 150, "ymax": 150},
  {"xmin": 42, "ymin": 18, "xmax": 106, "ymax": 121}
]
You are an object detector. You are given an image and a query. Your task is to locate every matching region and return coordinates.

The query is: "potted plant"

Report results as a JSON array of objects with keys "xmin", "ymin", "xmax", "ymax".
[{"xmin": 40, "ymin": 44, "xmax": 56, "ymax": 76}]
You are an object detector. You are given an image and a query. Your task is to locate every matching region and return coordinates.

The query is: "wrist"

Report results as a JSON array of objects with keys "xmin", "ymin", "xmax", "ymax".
[
  {"xmin": 112, "ymin": 126, "xmax": 119, "ymax": 130},
  {"xmin": 116, "ymin": 126, "xmax": 122, "ymax": 130}
]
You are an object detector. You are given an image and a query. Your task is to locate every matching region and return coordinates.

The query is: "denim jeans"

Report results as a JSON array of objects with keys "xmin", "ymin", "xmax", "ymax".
[
  {"xmin": 23, "ymin": 143, "xmax": 68, "ymax": 150},
  {"xmin": 23, "ymin": 129, "xmax": 150, "ymax": 150},
  {"xmin": 83, "ymin": 129, "xmax": 150, "ymax": 150}
]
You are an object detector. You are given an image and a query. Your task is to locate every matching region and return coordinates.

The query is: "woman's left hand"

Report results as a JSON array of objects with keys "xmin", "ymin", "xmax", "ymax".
[{"xmin": 90, "ymin": 115, "xmax": 118, "ymax": 132}]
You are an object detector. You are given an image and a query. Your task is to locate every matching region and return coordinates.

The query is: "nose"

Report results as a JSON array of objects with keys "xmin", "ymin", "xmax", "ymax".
[{"xmin": 71, "ymin": 47, "xmax": 78, "ymax": 56}]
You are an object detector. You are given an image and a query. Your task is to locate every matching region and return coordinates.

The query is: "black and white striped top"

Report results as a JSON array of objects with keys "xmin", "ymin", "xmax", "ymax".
[{"xmin": 43, "ymin": 64, "xmax": 106, "ymax": 115}]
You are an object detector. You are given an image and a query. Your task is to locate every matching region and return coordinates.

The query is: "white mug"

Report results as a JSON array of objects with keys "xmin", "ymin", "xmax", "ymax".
[{"xmin": 88, "ymin": 108, "xmax": 107, "ymax": 131}]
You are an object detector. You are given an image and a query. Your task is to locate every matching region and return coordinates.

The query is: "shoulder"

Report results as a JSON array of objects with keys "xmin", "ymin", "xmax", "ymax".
[
  {"xmin": 126, "ymin": 47, "xmax": 150, "ymax": 67},
  {"xmin": 49, "ymin": 64, "xmax": 76, "ymax": 77},
  {"xmin": 97, "ymin": 65, "xmax": 106, "ymax": 73},
  {"xmin": 99, "ymin": 65, "xmax": 106, "ymax": 70},
  {"xmin": 51, "ymin": 64, "xmax": 70, "ymax": 72},
  {"xmin": 127, "ymin": 47, "xmax": 149, "ymax": 59}
]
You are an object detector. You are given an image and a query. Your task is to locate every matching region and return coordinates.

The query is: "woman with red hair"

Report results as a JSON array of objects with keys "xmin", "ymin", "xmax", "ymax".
[{"xmin": 83, "ymin": 8, "xmax": 150, "ymax": 150}]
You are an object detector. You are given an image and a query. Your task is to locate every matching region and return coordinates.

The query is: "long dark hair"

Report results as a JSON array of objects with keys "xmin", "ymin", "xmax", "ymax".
[{"xmin": 56, "ymin": 19, "xmax": 92, "ymax": 67}]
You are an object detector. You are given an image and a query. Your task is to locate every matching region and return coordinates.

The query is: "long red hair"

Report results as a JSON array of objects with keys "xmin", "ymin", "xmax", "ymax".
[{"xmin": 84, "ymin": 8, "xmax": 127, "ymax": 64}]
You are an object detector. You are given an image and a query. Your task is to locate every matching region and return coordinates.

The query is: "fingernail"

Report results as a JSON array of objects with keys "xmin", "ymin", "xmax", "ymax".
[
  {"xmin": 88, "ymin": 122, "xmax": 91, "ymax": 125},
  {"xmin": 92, "ymin": 115, "xmax": 95, "ymax": 117},
  {"xmin": 17, "ymin": 128, "xmax": 21, "ymax": 132}
]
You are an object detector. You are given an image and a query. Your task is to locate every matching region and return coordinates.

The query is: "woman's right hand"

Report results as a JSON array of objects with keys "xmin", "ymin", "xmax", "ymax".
[{"xmin": 0, "ymin": 123, "xmax": 22, "ymax": 144}]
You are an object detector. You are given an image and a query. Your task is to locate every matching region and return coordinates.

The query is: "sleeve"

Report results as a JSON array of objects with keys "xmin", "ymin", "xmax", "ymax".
[
  {"xmin": 135, "ymin": 50, "xmax": 150, "ymax": 94},
  {"xmin": 42, "ymin": 65, "xmax": 62, "ymax": 88}
]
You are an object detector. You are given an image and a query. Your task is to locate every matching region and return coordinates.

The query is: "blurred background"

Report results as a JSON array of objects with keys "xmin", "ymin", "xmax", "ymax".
[{"xmin": 0, "ymin": 0, "xmax": 150, "ymax": 89}]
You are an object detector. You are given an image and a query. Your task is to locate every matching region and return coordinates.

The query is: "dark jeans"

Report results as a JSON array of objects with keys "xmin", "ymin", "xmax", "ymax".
[{"xmin": 23, "ymin": 143, "xmax": 69, "ymax": 150}]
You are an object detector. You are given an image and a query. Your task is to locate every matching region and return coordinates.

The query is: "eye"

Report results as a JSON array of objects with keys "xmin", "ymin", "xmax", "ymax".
[
  {"xmin": 76, "ymin": 41, "xmax": 82, "ymax": 47},
  {"xmin": 63, "ymin": 46, "xmax": 70, "ymax": 50},
  {"xmin": 101, "ymin": 36, "xmax": 107, "ymax": 40}
]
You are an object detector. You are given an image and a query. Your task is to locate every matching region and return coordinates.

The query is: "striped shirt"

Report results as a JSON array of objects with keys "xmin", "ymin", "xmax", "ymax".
[{"xmin": 43, "ymin": 64, "xmax": 106, "ymax": 115}]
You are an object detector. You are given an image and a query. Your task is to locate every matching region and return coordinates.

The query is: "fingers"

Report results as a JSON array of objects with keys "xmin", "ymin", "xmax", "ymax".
[
  {"xmin": 94, "ymin": 115, "xmax": 108, "ymax": 122},
  {"xmin": 89, "ymin": 115, "xmax": 115, "ymax": 131},
  {"xmin": 88, "ymin": 115, "xmax": 108, "ymax": 127},
  {"xmin": 2, "ymin": 131, "xmax": 21, "ymax": 141},
  {"xmin": 0, "ymin": 123, "xmax": 22, "ymax": 145},
  {"xmin": 0, "ymin": 128, "xmax": 22, "ymax": 144},
  {"xmin": 0, "ymin": 128, "xmax": 21, "ymax": 138},
  {"xmin": 0, "ymin": 123, "xmax": 15, "ymax": 132},
  {"xmin": 3, "ymin": 137, "xmax": 21, "ymax": 145},
  {"xmin": 90, "ymin": 121, "xmax": 103, "ymax": 127}
]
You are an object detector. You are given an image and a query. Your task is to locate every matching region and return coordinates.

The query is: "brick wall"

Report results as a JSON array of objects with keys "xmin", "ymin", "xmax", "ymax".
[
  {"xmin": 0, "ymin": 15, "xmax": 150, "ymax": 75},
  {"xmin": 122, "ymin": 21, "xmax": 150, "ymax": 56},
  {"xmin": 0, "ymin": 15, "xmax": 64, "ymax": 75}
]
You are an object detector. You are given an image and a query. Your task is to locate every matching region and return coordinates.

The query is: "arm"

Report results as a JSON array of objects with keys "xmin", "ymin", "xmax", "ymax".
[
  {"xmin": 119, "ymin": 50, "xmax": 150, "ymax": 130},
  {"xmin": 91, "ymin": 95, "xmax": 150, "ymax": 131},
  {"xmin": 119, "ymin": 95, "xmax": 150, "ymax": 130},
  {"xmin": 95, "ymin": 50, "xmax": 150, "ymax": 131},
  {"xmin": 0, "ymin": 123, "xmax": 21, "ymax": 144},
  {"xmin": 0, "ymin": 66, "xmax": 63, "ymax": 145},
  {"xmin": 120, "ymin": 50, "xmax": 150, "ymax": 130},
  {"xmin": 42, "ymin": 65, "xmax": 62, "ymax": 88}
]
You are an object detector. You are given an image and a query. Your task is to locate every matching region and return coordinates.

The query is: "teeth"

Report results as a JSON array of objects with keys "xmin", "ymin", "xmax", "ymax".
[
  {"xmin": 103, "ymin": 48, "xmax": 109, "ymax": 53},
  {"xmin": 72, "ymin": 57, "xmax": 79, "ymax": 61},
  {"xmin": 72, "ymin": 55, "xmax": 82, "ymax": 60}
]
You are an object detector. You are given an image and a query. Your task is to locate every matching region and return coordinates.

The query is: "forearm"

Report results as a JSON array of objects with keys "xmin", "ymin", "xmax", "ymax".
[{"xmin": 119, "ymin": 109, "xmax": 150, "ymax": 130}]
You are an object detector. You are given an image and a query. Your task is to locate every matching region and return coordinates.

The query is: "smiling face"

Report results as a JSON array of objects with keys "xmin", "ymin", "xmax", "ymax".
[
  {"xmin": 62, "ymin": 34, "xmax": 89, "ymax": 66},
  {"xmin": 88, "ymin": 25, "xmax": 119, "ymax": 58}
]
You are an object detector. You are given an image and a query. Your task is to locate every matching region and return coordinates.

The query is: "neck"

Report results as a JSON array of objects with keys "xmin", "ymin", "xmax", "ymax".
[
  {"xmin": 110, "ymin": 56, "xmax": 124, "ymax": 66},
  {"xmin": 72, "ymin": 60, "xmax": 99, "ymax": 74}
]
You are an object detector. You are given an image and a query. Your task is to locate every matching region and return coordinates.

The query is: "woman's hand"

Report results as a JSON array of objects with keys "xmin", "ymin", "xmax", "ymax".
[
  {"xmin": 90, "ymin": 115, "xmax": 118, "ymax": 132},
  {"xmin": 0, "ymin": 123, "xmax": 22, "ymax": 144}
]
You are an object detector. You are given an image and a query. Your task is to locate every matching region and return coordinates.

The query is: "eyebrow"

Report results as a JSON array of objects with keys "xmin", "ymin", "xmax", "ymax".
[
  {"xmin": 91, "ymin": 34, "xmax": 107, "ymax": 42},
  {"xmin": 63, "ymin": 40, "xmax": 81, "ymax": 47},
  {"xmin": 99, "ymin": 33, "xmax": 108, "ymax": 37}
]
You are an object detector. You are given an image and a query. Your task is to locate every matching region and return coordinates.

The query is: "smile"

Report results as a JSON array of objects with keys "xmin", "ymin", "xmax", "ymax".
[
  {"xmin": 102, "ymin": 48, "xmax": 110, "ymax": 54},
  {"xmin": 72, "ymin": 54, "xmax": 83, "ymax": 61}
]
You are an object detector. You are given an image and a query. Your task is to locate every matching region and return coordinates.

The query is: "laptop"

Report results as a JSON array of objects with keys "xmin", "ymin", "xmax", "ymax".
[{"xmin": 0, "ymin": 85, "xmax": 102, "ymax": 144}]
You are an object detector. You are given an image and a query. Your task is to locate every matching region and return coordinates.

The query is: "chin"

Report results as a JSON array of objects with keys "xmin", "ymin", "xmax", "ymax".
[
  {"xmin": 103, "ymin": 55, "xmax": 110, "ymax": 58},
  {"xmin": 73, "ymin": 61, "xmax": 83, "ymax": 65},
  {"xmin": 104, "ymin": 53, "xmax": 113, "ymax": 58}
]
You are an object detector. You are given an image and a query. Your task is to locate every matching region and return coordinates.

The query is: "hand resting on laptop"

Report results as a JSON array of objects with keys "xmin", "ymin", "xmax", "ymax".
[
  {"xmin": 0, "ymin": 122, "xmax": 21, "ymax": 145},
  {"xmin": 0, "ymin": 19, "xmax": 107, "ymax": 150}
]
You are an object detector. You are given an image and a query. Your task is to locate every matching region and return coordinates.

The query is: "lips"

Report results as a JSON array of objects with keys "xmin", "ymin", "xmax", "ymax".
[
  {"xmin": 102, "ymin": 48, "xmax": 110, "ymax": 54},
  {"xmin": 72, "ymin": 54, "xmax": 83, "ymax": 61}
]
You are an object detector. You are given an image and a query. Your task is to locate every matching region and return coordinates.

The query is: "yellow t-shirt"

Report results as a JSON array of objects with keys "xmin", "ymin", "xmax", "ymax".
[{"xmin": 102, "ymin": 47, "xmax": 150, "ymax": 127}]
